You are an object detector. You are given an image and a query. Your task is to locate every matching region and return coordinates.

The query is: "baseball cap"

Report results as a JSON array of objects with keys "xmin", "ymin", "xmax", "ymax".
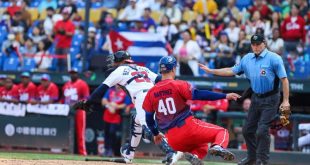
[
  {"xmin": 41, "ymin": 74, "xmax": 51, "ymax": 81},
  {"xmin": 21, "ymin": 72, "xmax": 30, "ymax": 78},
  {"xmin": 69, "ymin": 67, "xmax": 78, "ymax": 73},
  {"xmin": 251, "ymin": 34, "xmax": 265, "ymax": 44},
  {"xmin": 62, "ymin": 7, "xmax": 71, "ymax": 14},
  {"xmin": 88, "ymin": 27, "xmax": 96, "ymax": 33},
  {"xmin": 212, "ymin": 83, "xmax": 223, "ymax": 90}
]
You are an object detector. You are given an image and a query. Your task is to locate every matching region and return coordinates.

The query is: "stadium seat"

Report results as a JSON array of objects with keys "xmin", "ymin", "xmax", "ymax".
[
  {"xmin": 22, "ymin": 58, "xmax": 36, "ymax": 71},
  {"xmin": 1, "ymin": 2, "xmax": 10, "ymax": 7},
  {"xmin": 72, "ymin": 60, "xmax": 83, "ymax": 72},
  {"xmin": 151, "ymin": 11, "xmax": 163, "ymax": 23},
  {"xmin": 69, "ymin": 47, "xmax": 80, "ymax": 63},
  {"xmin": 91, "ymin": 2, "xmax": 102, "ymax": 9},
  {"xmin": 182, "ymin": 10, "xmax": 198, "ymax": 23},
  {"xmin": 30, "ymin": 0, "xmax": 40, "ymax": 8},
  {"xmin": 90, "ymin": 9, "xmax": 102, "ymax": 22},
  {"xmin": 39, "ymin": 9, "xmax": 47, "ymax": 20},
  {"xmin": 28, "ymin": 8, "xmax": 39, "ymax": 21},
  {"xmin": 77, "ymin": 1, "xmax": 86, "ymax": 8},
  {"xmin": 3, "ymin": 57, "xmax": 19, "ymax": 71},
  {"xmin": 236, "ymin": 0, "xmax": 252, "ymax": 10},
  {"xmin": 78, "ymin": 9, "xmax": 85, "ymax": 20}
]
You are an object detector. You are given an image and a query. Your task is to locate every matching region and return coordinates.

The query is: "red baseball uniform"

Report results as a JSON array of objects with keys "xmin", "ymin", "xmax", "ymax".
[
  {"xmin": 143, "ymin": 79, "xmax": 229, "ymax": 159},
  {"xmin": 18, "ymin": 82, "xmax": 37, "ymax": 103},
  {"xmin": 0, "ymin": 85, "xmax": 19, "ymax": 100},
  {"xmin": 37, "ymin": 82, "xmax": 59, "ymax": 102},
  {"xmin": 63, "ymin": 79, "xmax": 89, "ymax": 156},
  {"xmin": 103, "ymin": 88, "xmax": 128, "ymax": 124}
]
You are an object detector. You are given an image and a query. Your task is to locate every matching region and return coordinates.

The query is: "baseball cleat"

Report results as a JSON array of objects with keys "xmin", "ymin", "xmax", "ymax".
[
  {"xmin": 184, "ymin": 152, "xmax": 204, "ymax": 165},
  {"xmin": 209, "ymin": 145, "xmax": 235, "ymax": 161},
  {"xmin": 120, "ymin": 143, "xmax": 133, "ymax": 164},
  {"xmin": 163, "ymin": 151, "xmax": 183, "ymax": 165}
]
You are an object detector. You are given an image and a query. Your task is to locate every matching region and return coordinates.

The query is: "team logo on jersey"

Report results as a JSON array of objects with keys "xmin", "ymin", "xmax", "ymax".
[{"xmin": 260, "ymin": 69, "xmax": 266, "ymax": 76}]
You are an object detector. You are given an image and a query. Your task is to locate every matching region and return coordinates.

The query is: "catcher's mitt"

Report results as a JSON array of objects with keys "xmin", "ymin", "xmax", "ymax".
[
  {"xmin": 72, "ymin": 100, "xmax": 93, "ymax": 113},
  {"xmin": 279, "ymin": 105, "xmax": 291, "ymax": 126}
]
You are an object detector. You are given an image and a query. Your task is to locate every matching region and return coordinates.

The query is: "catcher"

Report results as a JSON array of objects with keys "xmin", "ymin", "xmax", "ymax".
[{"xmin": 199, "ymin": 34, "xmax": 290, "ymax": 165}]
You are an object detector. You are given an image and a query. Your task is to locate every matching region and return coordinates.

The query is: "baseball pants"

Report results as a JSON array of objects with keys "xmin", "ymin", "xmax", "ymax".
[
  {"xmin": 75, "ymin": 109, "xmax": 87, "ymax": 155},
  {"xmin": 165, "ymin": 116, "xmax": 229, "ymax": 159}
]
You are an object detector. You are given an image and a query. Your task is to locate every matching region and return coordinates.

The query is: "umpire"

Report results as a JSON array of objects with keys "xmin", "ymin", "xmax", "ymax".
[{"xmin": 199, "ymin": 34, "xmax": 290, "ymax": 165}]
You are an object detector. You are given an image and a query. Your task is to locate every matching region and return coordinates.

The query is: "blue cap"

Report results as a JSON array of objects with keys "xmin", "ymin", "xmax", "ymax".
[
  {"xmin": 213, "ymin": 83, "xmax": 223, "ymax": 90},
  {"xmin": 159, "ymin": 56, "xmax": 177, "ymax": 73},
  {"xmin": 21, "ymin": 72, "xmax": 30, "ymax": 78},
  {"xmin": 69, "ymin": 67, "xmax": 78, "ymax": 73},
  {"xmin": 41, "ymin": 74, "xmax": 51, "ymax": 81}
]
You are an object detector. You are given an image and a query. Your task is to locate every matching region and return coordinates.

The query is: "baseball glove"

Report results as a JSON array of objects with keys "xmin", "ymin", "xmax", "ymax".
[
  {"xmin": 279, "ymin": 105, "xmax": 291, "ymax": 126},
  {"xmin": 72, "ymin": 100, "xmax": 93, "ymax": 113}
]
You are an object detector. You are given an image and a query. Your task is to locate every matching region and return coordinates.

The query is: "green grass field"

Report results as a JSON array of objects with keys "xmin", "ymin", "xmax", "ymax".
[{"xmin": 0, "ymin": 152, "xmax": 235, "ymax": 165}]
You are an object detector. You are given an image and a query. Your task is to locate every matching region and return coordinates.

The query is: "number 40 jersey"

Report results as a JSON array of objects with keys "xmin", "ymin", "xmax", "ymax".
[
  {"xmin": 103, "ymin": 64, "xmax": 158, "ymax": 99},
  {"xmin": 143, "ymin": 79, "xmax": 193, "ymax": 132}
]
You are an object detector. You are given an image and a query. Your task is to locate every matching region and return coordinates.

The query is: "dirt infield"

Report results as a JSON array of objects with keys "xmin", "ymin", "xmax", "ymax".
[{"xmin": 0, "ymin": 158, "xmax": 159, "ymax": 165}]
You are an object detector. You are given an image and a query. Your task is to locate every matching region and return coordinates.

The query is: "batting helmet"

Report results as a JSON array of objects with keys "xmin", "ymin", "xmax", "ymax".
[
  {"xmin": 159, "ymin": 56, "xmax": 177, "ymax": 73},
  {"xmin": 113, "ymin": 50, "xmax": 134, "ymax": 63}
]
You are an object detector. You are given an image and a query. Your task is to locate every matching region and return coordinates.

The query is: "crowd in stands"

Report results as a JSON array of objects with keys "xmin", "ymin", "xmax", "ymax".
[{"xmin": 0, "ymin": 0, "xmax": 309, "ymax": 78}]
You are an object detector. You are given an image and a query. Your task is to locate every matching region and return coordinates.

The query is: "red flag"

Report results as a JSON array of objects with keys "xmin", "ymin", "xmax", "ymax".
[{"xmin": 109, "ymin": 30, "xmax": 133, "ymax": 53}]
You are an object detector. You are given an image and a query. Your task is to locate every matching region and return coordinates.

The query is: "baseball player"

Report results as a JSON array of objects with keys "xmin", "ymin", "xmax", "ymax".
[
  {"xmin": 73, "ymin": 50, "xmax": 192, "ymax": 164},
  {"xmin": 17, "ymin": 72, "xmax": 37, "ymax": 104},
  {"xmin": 63, "ymin": 68, "xmax": 90, "ymax": 156},
  {"xmin": 36, "ymin": 74, "xmax": 59, "ymax": 104},
  {"xmin": 143, "ymin": 56, "xmax": 240, "ymax": 163}
]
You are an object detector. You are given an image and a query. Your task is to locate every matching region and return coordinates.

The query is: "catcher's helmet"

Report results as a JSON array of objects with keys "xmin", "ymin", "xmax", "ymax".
[
  {"xmin": 159, "ymin": 56, "xmax": 177, "ymax": 73},
  {"xmin": 113, "ymin": 50, "xmax": 134, "ymax": 63}
]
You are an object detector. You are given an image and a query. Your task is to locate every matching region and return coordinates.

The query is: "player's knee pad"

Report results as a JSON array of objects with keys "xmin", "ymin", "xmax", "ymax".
[
  {"xmin": 130, "ymin": 114, "xmax": 142, "ymax": 137},
  {"xmin": 159, "ymin": 138, "xmax": 174, "ymax": 154}
]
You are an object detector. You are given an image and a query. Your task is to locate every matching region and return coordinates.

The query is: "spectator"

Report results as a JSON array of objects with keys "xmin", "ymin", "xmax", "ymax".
[
  {"xmin": 193, "ymin": 0, "xmax": 218, "ymax": 16},
  {"xmin": 29, "ymin": 26, "xmax": 47, "ymax": 44},
  {"xmin": 264, "ymin": 12, "xmax": 281, "ymax": 38},
  {"xmin": 281, "ymin": 4, "xmax": 306, "ymax": 52},
  {"xmin": 234, "ymin": 31, "xmax": 251, "ymax": 61},
  {"xmin": 6, "ymin": 0, "xmax": 21, "ymax": 17},
  {"xmin": 99, "ymin": 12, "xmax": 117, "ymax": 36},
  {"xmin": 173, "ymin": 30, "xmax": 201, "ymax": 76},
  {"xmin": 20, "ymin": 1, "xmax": 31, "ymax": 29},
  {"xmin": 217, "ymin": 0, "xmax": 241, "ymax": 23},
  {"xmin": 17, "ymin": 72, "xmax": 36, "ymax": 103},
  {"xmin": 141, "ymin": 8, "xmax": 156, "ymax": 31},
  {"xmin": 248, "ymin": 0, "xmax": 272, "ymax": 20},
  {"xmin": 202, "ymin": 84, "xmax": 229, "ymax": 124},
  {"xmin": 0, "ymin": 77, "xmax": 19, "ymax": 103},
  {"xmin": 118, "ymin": 0, "xmax": 143, "ymax": 21},
  {"xmin": 267, "ymin": 28, "xmax": 284, "ymax": 55},
  {"xmin": 2, "ymin": 34, "xmax": 20, "ymax": 56},
  {"xmin": 102, "ymin": 0, "xmax": 120, "ymax": 9},
  {"xmin": 156, "ymin": 15, "xmax": 178, "ymax": 44},
  {"xmin": 59, "ymin": 0, "xmax": 78, "ymax": 19},
  {"xmin": 34, "ymin": 41, "xmax": 52, "ymax": 72},
  {"xmin": 19, "ymin": 38, "xmax": 36, "ymax": 57},
  {"xmin": 43, "ymin": 7, "xmax": 56, "ymax": 36},
  {"xmin": 150, "ymin": 0, "xmax": 164, "ymax": 11},
  {"xmin": 224, "ymin": 19, "xmax": 240, "ymax": 44},
  {"xmin": 246, "ymin": 11, "xmax": 265, "ymax": 36},
  {"xmin": 53, "ymin": 8, "xmax": 75, "ymax": 72},
  {"xmin": 11, "ymin": 11, "xmax": 28, "ymax": 34},
  {"xmin": 182, "ymin": 0, "xmax": 195, "ymax": 10},
  {"xmin": 36, "ymin": 74, "xmax": 59, "ymax": 104},
  {"xmin": 101, "ymin": 85, "xmax": 131, "ymax": 157},
  {"xmin": 136, "ymin": 0, "xmax": 154, "ymax": 10},
  {"xmin": 212, "ymin": 32, "xmax": 235, "ymax": 68},
  {"xmin": 161, "ymin": 0, "xmax": 182, "ymax": 24},
  {"xmin": 295, "ymin": 0, "xmax": 308, "ymax": 18},
  {"xmin": 63, "ymin": 68, "xmax": 90, "ymax": 156},
  {"xmin": 38, "ymin": 0, "xmax": 57, "ymax": 14}
]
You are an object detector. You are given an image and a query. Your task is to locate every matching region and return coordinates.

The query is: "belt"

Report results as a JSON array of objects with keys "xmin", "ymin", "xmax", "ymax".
[
  {"xmin": 254, "ymin": 89, "xmax": 279, "ymax": 98},
  {"xmin": 133, "ymin": 89, "xmax": 149, "ymax": 99},
  {"xmin": 162, "ymin": 119, "xmax": 186, "ymax": 134}
]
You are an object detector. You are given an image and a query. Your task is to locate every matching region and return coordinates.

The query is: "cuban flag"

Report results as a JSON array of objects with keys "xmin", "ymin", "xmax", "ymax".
[{"xmin": 108, "ymin": 30, "xmax": 169, "ymax": 62}]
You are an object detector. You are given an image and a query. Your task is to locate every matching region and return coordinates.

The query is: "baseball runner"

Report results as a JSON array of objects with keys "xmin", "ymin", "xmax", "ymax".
[
  {"xmin": 143, "ymin": 56, "xmax": 240, "ymax": 164},
  {"xmin": 73, "ymin": 50, "xmax": 195, "ymax": 164}
]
